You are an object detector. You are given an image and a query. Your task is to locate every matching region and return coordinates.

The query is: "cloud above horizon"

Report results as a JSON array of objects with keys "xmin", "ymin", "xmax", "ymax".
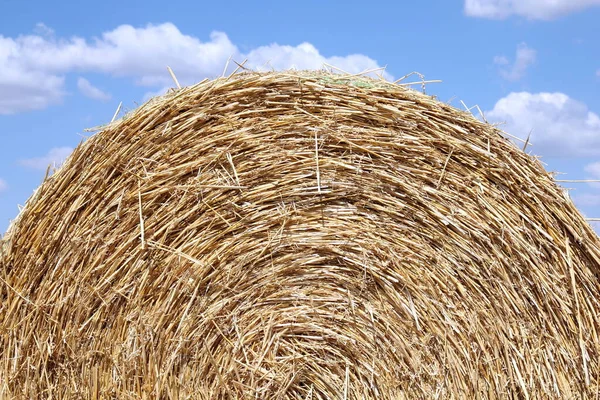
[
  {"xmin": 465, "ymin": 0, "xmax": 600, "ymax": 20},
  {"xmin": 77, "ymin": 77, "xmax": 111, "ymax": 101},
  {"xmin": 0, "ymin": 23, "xmax": 390, "ymax": 114},
  {"xmin": 486, "ymin": 92, "xmax": 600, "ymax": 157},
  {"xmin": 18, "ymin": 147, "xmax": 74, "ymax": 170},
  {"xmin": 493, "ymin": 43, "xmax": 536, "ymax": 81}
]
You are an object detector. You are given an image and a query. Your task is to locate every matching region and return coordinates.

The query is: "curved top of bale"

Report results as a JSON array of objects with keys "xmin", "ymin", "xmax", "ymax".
[{"xmin": 1, "ymin": 71, "xmax": 600, "ymax": 399}]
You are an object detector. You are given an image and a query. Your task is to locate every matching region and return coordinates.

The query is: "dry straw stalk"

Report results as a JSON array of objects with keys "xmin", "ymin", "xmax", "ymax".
[{"xmin": 1, "ymin": 71, "xmax": 600, "ymax": 399}]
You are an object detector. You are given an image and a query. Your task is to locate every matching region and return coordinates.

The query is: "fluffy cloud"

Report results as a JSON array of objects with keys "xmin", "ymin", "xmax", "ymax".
[
  {"xmin": 584, "ymin": 162, "xmax": 600, "ymax": 190},
  {"xmin": 0, "ymin": 64, "xmax": 65, "ymax": 114},
  {"xmin": 77, "ymin": 77, "xmax": 111, "ymax": 101},
  {"xmin": 494, "ymin": 43, "xmax": 536, "ymax": 81},
  {"xmin": 486, "ymin": 92, "xmax": 600, "ymax": 157},
  {"xmin": 142, "ymin": 86, "xmax": 171, "ymax": 103},
  {"xmin": 586, "ymin": 162, "xmax": 600, "ymax": 177},
  {"xmin": 493, "ymin": 55, "xmax": 509, "ymax": 65},
  {"xmin": 19, "ymin": 147, "xmax": 74, "ymax": 170},
  {"xmin": 570, "ymin": 163, "xmax": 600, "ymax": 222},
  {"xmin": 0, "ymin": 178, "xmax": 7, "ymax": 193},
  {"xmin": 0, "ymin": 23, "xmax": 389, "ymax": 114},
  {"xmin": 572, "ymin": 193, "xmax": 600, "ymax": 207},
  {"xmin": 33, "ymin": 22, "xmax": 54, "ymax": 37},
  {"xmin": 465, "ymin": 0, "xmax": 600, "ymax": 20},
  {"xmin": 245, "ymin": 42, "xmax": 392, "ymax": 79}
]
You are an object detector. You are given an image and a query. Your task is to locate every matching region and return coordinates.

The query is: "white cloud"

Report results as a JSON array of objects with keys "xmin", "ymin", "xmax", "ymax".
[
  {"xmin": 494, "ymin": 43, "xmax": 536, "ymax": 81},
  {"xmin": 586, "ymin": 162, "xmax": 600, "ymax": 177},
  {"xmin": 77, "ymin": 77, "xmax": 111, "ymax": 101},
  {"xmin": 0, "ymin": 64, "xmax": 65, "ymax": 114},
  {"xmin": 142, "ymin": 86, "xmax": 171, "ymax": 102},
  {"xmin": 33, "ymin": 23, "xmax": 54, "ymax": 37},
  {"xmin": 0, "ymin": 23, "xmax": 389, "ymax": 114},
  {"xmin": 572, "ymin": 193, "xmax": 600, "ymax": 207},
  {"xmin": 486, "ymin": 92, "xmax": 600, "ymax": 157},
  {"xmin": 465, "ymin": 0, "xmax": 600, "ymax": 20},
  {"xmin": 493, "ymin": 55, "xmax": 509, "ymax": 65},
  {"xmin": 19, "ymin": 147, "xmax": 74, "ymax": 170},
  {"xmin": 245, "ymin": 42, "xmax": 392, "ymax": 79},
  {"xmin": 0, "ymin": 178, "xmax": 7, "ymax": 193},
  {"xmin": 585, "ymin": 162, "xmax": 600, "ymax": 183},
  {"xmin": 583, "ymin": 162, "xmax": 600, "ymax": 190}
]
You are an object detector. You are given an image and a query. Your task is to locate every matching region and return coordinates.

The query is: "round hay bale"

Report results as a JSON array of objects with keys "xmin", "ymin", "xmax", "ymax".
[{"xmin": 1, "ymin": 71, "xmax": 600, "ymax": 399}]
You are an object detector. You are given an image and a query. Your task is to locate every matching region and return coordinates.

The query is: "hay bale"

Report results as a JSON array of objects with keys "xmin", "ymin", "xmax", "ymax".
[{"xmin": 1, "ymin": 71, "xmax": 600, "ymax": 399}]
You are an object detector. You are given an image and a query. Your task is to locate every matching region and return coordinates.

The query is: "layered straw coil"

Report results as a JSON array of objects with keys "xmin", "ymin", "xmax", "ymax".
[{"xmin": 1, "ymin": 71, "xmax": 600, "ymax": 399}]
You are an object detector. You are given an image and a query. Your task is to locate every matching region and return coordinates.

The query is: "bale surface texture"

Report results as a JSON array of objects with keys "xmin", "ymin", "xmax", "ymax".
[{"xmin": 2, "ymin": 71, "xmax": 600, "ymax": 399}]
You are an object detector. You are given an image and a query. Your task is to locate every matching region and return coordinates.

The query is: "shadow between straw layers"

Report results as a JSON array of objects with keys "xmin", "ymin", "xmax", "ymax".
[{"xmin": 1, "ymin": 71, "xmax": 600, "ymax": 399}]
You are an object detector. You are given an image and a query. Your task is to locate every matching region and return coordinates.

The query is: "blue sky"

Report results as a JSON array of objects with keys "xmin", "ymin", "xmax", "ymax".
[{"xmin": 1, "ymin": 0, "xmax": 600, "ymax": 233}]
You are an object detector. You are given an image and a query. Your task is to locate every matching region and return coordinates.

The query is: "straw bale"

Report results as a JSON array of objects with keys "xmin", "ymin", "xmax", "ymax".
[{"xmin": 1, "ymin": 71, "xmax": 600, "ymax": 399}]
